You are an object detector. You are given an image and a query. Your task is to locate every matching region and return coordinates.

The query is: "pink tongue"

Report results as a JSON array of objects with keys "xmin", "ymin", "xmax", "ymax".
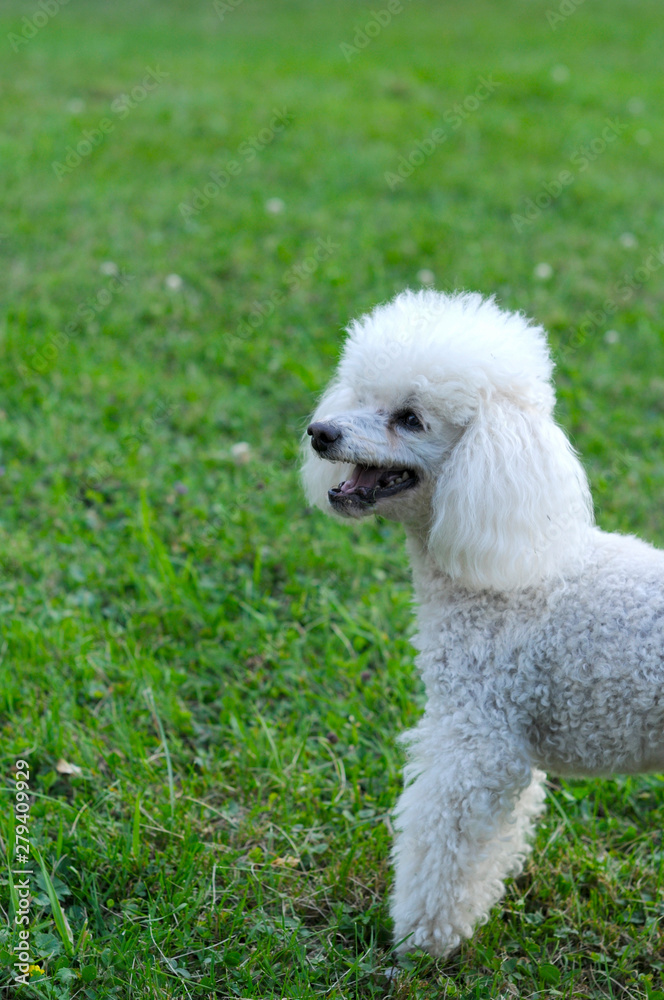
[{"xmin": 340, "ymin": 465, "xmax": 381, "ymax": 494}]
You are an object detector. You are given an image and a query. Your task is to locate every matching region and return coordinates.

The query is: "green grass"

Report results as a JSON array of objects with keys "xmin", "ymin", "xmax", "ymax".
[{"xmin": 0, "ymin": 0, "xmax": 663, "ymax": 996}]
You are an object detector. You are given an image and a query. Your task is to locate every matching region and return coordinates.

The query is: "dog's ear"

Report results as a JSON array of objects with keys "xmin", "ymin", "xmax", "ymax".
[
  {"xmin": 428, "ymin": 399, "xmax": 593, "ymax": 590},
  {"xmin": 300, "ymin": 380, "xmax": 354, "ymax": 512}
]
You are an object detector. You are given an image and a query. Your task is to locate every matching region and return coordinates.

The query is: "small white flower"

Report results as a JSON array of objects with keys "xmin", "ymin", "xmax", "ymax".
[
  {"xmin": 635, "ymin": 129, "xmax": 652, "ymax": 146},
  {"xmin": 231, "ymin": 442, "xmax": 251, "ymax": 464},
  {"xmin": 619, "ymin": 232, "xmax": 638, "ymax": 249},
  {"xmin": 534, "ymin": 262, "xmax": 553, "ymax": 280},
  {"xmin": 627, "ymin": 98, "xmax": 645, "ymax": 116},
  {"xmin": 99, "ymin": 261, "xmax": 119, "ymax": 276},
  {"xmin": 56, "ymin": 758, "xmax": 83, "ymax": 776},
  {"xmin": 416, "ymin": 268, "xmax": 435, "ymax": 285},
  {"xmin": 66, "ymin": 98, "xmax": 85, "ymax": 114},
  {"xmin": 165, "ymin": 273, "xmax": 184, "ymax": 290},
  {"xmin": 265, "ymin": 197, "xmax": 285, "ymax": 215},
  {"xmin": 551, "ymin": 65, "xmax": 570, "ymax": 84},
  {"xmin": 604, "ymin": 330, "xmax": 620, "ymax": 344}
]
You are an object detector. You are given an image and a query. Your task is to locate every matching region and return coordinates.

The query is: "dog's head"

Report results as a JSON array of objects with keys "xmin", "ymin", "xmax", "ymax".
[{"xmin": 302, "ymin": 289, "xmax": 593, "ymax": 590}]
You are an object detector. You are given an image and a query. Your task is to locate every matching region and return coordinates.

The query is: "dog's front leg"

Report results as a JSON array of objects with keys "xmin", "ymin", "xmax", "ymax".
[{"xmin": 390, "ymin": 721, "xmax": 546, "ymax": 958}]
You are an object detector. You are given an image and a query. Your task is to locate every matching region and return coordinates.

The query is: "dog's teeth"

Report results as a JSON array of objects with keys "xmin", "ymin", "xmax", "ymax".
[{"xmin": 377, "ymin": 470, "xmax": 411, "ymax": 488}]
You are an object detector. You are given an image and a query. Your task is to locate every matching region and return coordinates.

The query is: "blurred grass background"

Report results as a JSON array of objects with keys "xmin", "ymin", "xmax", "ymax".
[{"xmin": 0, "ymin": 0, "xmax": 663, "ymax": 996}]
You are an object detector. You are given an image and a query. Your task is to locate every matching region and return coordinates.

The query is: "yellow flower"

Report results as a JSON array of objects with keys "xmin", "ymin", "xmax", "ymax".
[{"xmin": 28, "ymin": 964, "xmax": 45, "ymax": 976}]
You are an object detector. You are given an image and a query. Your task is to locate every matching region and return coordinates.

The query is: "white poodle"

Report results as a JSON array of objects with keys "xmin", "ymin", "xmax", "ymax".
[{"xmin": 301, "ymin": 288, "xmax": 664, "ymax": 958}]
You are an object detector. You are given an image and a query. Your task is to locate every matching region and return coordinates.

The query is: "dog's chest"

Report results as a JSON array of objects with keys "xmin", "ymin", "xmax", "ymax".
[{"xmin": 412, "ymin": 587, "xmax": 551, "ymax": 706}]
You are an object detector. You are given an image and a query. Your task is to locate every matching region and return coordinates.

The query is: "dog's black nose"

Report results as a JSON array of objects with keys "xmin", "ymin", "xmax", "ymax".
[{"xmin": 307, "ymin": 421, "xmax": 342, "ymax": 454}]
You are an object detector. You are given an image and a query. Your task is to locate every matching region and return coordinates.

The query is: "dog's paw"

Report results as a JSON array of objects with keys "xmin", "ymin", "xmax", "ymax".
[{"xmin": 394, "ymin": 921, "xmax": 462, "ymax": 959}]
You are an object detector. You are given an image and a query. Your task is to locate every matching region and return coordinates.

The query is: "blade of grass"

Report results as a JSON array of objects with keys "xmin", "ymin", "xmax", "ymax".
[
  {"xmin": 33, "ymin": 848, "xmax": 74, "ymax": 958},
  {"xmin": 144, "ymin": 688, "xmax": 175, "ymax": 819},
  {"xmin": 7, "ymin": 868, "xmax": 18, "ymax": 924},
  {"xmin": 132, "ymin": 793, "xmax": 142, "ymax": 859}
]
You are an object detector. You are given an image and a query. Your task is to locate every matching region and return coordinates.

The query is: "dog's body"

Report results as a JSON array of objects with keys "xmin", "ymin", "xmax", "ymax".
[{"xmin": 302, "ymin": 289, "xmax": 664, "ymax": 957}]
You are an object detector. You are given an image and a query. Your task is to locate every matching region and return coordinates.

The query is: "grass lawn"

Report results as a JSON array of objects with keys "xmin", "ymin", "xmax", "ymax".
[{"xmin": 1, "ymin": 0, "xmax": 664, "ymax": 996}]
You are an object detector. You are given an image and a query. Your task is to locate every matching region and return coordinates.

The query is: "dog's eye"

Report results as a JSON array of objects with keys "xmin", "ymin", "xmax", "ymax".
[{"xmin": 397, "ymin": 411, "xmax": 424, "ymax": 431}]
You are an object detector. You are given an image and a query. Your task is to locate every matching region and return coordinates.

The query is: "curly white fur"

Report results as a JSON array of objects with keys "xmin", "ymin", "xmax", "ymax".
[{"xmin": 301, "ymin": 289, "xmax": 664, "ymax": 958}]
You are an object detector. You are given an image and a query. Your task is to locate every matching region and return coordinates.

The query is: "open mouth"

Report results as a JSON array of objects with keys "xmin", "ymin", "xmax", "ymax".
[{"xmin": 328, "ymin": 465, "xmax": 419, "ymax": 507}]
